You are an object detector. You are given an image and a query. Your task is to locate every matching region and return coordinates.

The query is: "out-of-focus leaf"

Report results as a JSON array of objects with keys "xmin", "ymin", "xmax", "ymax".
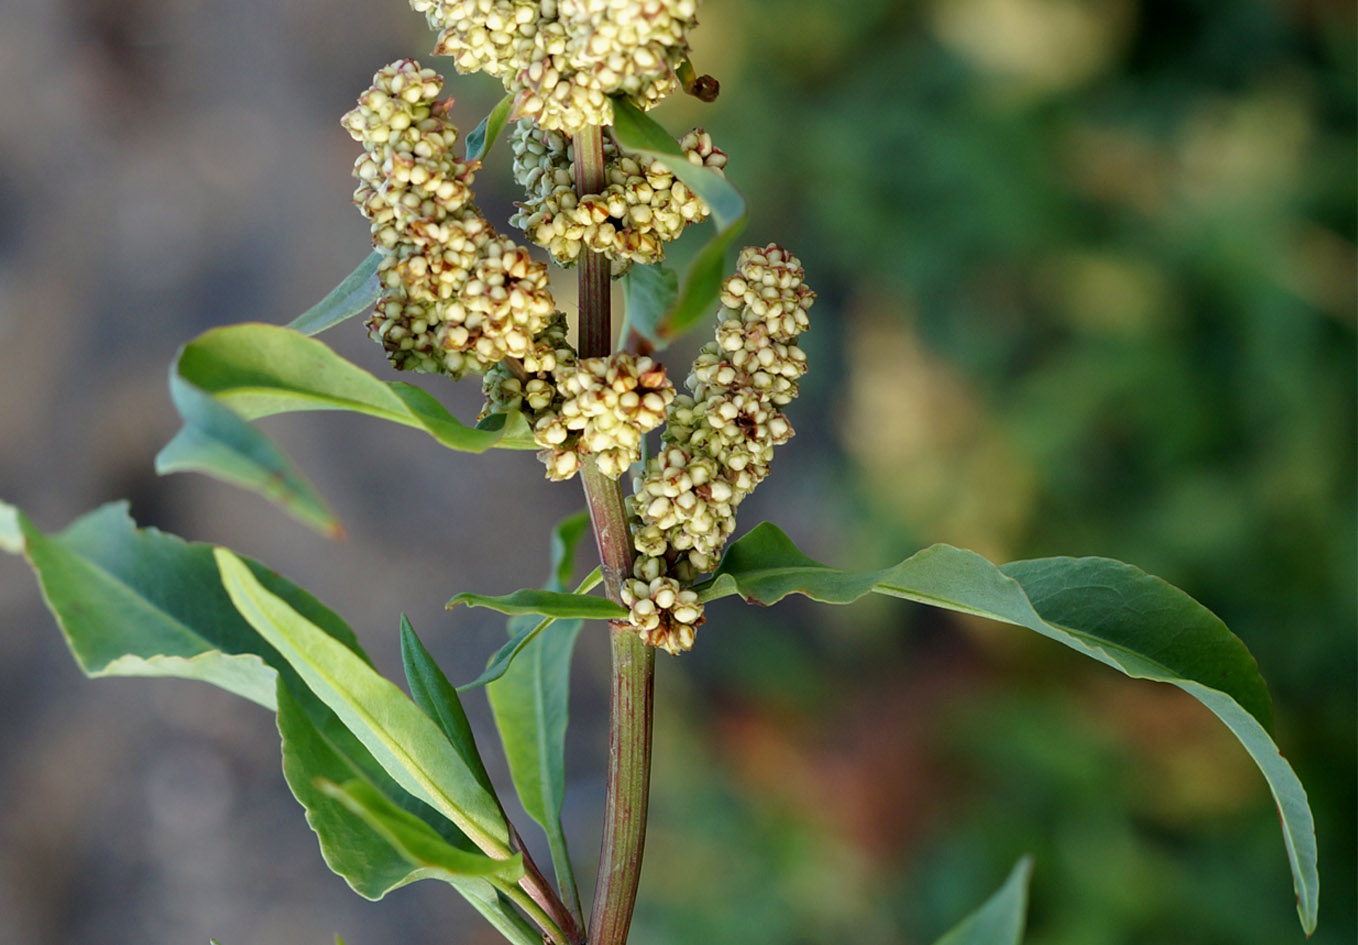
[
  {"xmin": 215, "ymin": 548, "xmax": 510, "ymax": 853},
  {"xmin": 157, "ymin": 324, "xmax": 510, "ymax": 532},
  {"xmin": 157, "ymin": 365, "xmax": 340, "ymax": 536},
  {"xmin": 286, "ymin": 251, "xmax": 382, "ymax": 336},
  {"xmin": 931, "ymin": 857, "xmax": 1033, "ymax": 945},
  {"xmin": 610, "ymin": 97, "xmax": 749, "ymax": 344},
  {"xmin": 610, "ymin": 97, "xmax": 743, "ymax": 227},
  {"xmin": 484, "ymin": 509, "xmax": 595, "ymax": 924},
  {"xmin": 698, "ymin": 523, "xmax": 1317, "ymax": 934},
  {"xmin": 660, "ymin": 218, "xmax": 748, "ymax": 339},
  {"xmin": 400, "ymin": 616, "xmax": 496, "ymax": 797},
  {"xmin": 466, "ymin": 94, "xmax": 514, "ymax": 163},
  {"xmin": 316, "ymin": 778, "xmax": 522, "ymax": 880},
  {"xmin": 622, "ymin": 263, "xmax": 679, "ymax": 343},
  {"xmin": 0, "ymin": 500, "xmax": 362, "ymax": 708}
]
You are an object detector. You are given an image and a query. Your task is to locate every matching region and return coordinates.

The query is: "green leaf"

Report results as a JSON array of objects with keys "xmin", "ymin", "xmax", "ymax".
[
  {"xmin": 546, "ymin": 509, "xmax": 593, "ymax": 591},
  {"xmin": 699, "ymin": 523, "xmax": 1318, "ymax": 935},
  {"xmin": 158, "ymin": 366, "xmax": 341, "ymax": 536},
  {"xmin": 465, "ymin": 94, "xmax": 514, "ymax": 164},
  {"xmin": 931, "ymin": 857, "xmax": 1033, "ymax": 945},
  {"xmin": 456, "ymin": 511, "xmax": 596, "ymax": 692},
  {"xmin": 447, "ymin": 587, "xmax": 625, "ymax": 621},
  {"xmin": 458, "ymin": 568, "xmax": 602, "ymax": 692},
  {"xmin": 610, "ymin": 97, "xmax": 750, "ymax": 344},
  {"xmin": 474, "ymin": 406, "xmax": 539, "ymax": 451},
  {"xmin": 277, "ymin": 688, "xmax": 540, "ymax": 945},
  {"xmin": 0, "ymin": 500, "xmax": 362, "ymax": 708},
  {"xmin": 661, "ymin": 216, "xmax": 749, "ymax": 339},
  {"xmin": 485, "ymin": 509, "xmax": 594, "ymax": 920},
  {"xmin": 488, "ymin": 618, "xmax": 584, "ymax": 922},
  {"xmin": 400, "ymin": 616, "xmax": 497, "ymax": 797},
  {"xmin": 157, "ymin": 323, "xmax": 510, "ymax": 532},
  {"xmin": 316, "ymin": 778, "xmax": 522, "ymax": 881},
  {"xmin": 214, "ymin": 548, "xmax": 509, "ymax": 853},
  {"xmin": 610, "ymin": 98, "xmax": 743, "ymax": 228},
  {"xmin": 286, "ymin": 251, "xmax": 382, "ymax": 336},
  {"xmin": 622, "ymin": 263, "xmax": 679, "ymax": 343}
]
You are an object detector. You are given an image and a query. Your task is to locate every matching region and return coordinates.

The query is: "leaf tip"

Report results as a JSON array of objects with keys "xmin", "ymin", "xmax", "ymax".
[{"xmin": 0, "ymin": 500, "xmax": 23, "ymax": 554}]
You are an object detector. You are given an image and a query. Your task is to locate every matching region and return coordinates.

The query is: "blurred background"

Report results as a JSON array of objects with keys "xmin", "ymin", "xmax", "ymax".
[{"xmin": 0, "ymin": 0, "xmax": 1353, "ymax": 943}]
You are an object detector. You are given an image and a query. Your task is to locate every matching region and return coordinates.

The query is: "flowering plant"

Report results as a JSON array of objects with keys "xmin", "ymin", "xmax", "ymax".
[{"xmin": 0, "ymin": 2, "xmax": 1319, "ymax": 943}]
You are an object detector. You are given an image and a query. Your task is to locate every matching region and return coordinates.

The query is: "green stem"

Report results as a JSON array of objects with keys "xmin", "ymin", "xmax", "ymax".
[
  {"xmin": 503, "ymin": 879, "xmax": 571, "ymax": 945},
  {"xmin": 511, "ymin": 822, "xmax": 585, "ymax": 943},
  {"xmin": 572, "ymin": 123, "xmax": 656, "ymax": 945}
]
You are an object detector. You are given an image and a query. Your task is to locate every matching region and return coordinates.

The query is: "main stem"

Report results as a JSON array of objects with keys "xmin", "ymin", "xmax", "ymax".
[{"xmin": 573, "ymin": 123, "xmax": 656, "ymax": 945}]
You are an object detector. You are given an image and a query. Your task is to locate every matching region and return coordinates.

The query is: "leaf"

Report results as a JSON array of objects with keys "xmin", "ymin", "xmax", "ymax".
[
  {"xmin": 214, "ymin": 548, "xmax": 509, "ymax": 853},
  {"xmin": 447, "ymin": 587, "xmax": 625, "ymax": 621},
  {"xmin": 400, "ymin": 616, "xmax": 497, "ymax": 797},
  {"xmin": 316, "ymin": 778, "xmax": 522, "ymax": 881},
  {"xmin": 485, "ymin": 509, "xmax": 594, "ymax": 919},
  {"xmin": 277, "ymin": 687, "xmax": 541, "ymax": 945},
  {"xmin": 698, "ymin": 523, "xmax": 1318, "ymax": 935},
  {"xmin": 0, "ymin": 500, "xmax": 362, "ymax": 708},
  {"xmin": 610, "ymin": 97, "xmax": 749, "ymax": 344},
  {"xmin": 465, "ymin": 94, "xmax": 514, "ymax": 164},
  {"xmin": 157, "ymin": 366, "xmax": 341, "ymax": 536},
  {"xmin": 931, "ymin": 857, "xmax": 1033, "ymax": 945},
  {"xmin": 622, "ymin": 263, "xmax": 679, "ymax": 343},
  {"xmin": 457, "ymin": 510, "xmax": 597, "ymax": 692},
  {"xmin": 286, "ymin": 251, "xmax": 382, "ymax": 336},
  {"xmin": 546, "ymin": 509, "xmax": 593, "ymax": 591},
  {"xmin": 157, "ymin": 323, "xmax": 510, "ymax": 532},
  {"xmin": 458, "ymin": 568, "xmax": 602, "ymax": 692},
  {"xmin": 661, "ymin": 216, "xmax": 749, "ymax": 339},
  {"xmin": 610, "ymin": 97, "xmax": 743, "ymax": 228}
]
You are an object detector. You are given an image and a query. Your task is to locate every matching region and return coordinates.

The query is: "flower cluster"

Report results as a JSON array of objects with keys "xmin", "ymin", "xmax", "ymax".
[
  {"xmin": 535, "ymin": 353, "xmax": 676, "ymax": 480},
  {"xmin": 622, "ymin": 244, "xmax": 814, "ymax": 653},
  {"xmin": 344, "ymin": 60, "xmax": 556, "ymax": 377},
  {"xmin": 510, "ymin": 121, "xmax": 725, "ymax": 273},
  {"xmin": 412, "ymin": 0, "xmax": 700, "ymax": 133}
]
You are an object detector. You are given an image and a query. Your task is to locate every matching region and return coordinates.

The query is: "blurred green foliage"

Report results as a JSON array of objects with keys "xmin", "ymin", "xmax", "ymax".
[{"xmin": 638, "ymin": 1, "xmax": 1356, "ymax": 942}]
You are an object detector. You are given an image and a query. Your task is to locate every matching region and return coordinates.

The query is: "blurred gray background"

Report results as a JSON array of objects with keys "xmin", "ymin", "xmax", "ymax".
[{"xmin": 1, "ymin": 1, "xmax": 1353, "ymax": 944}]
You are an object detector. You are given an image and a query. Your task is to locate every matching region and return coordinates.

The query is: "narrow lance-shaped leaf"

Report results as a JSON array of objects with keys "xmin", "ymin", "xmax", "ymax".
[
  {"xmin": 621, "ymin": 262, "xmax": 679, "ymax": 344},
  {"xmin": 156, "ymin": 323, "xmax": 513, "ymax": 532},
  {"xmin": 448, "ymin": 587, "xmax": 625, "ymax": 622},
  {"xmin": 157, "ymin": 366, "xmax": 341, "ymax": 536},
  {"xmin": 931, "ymin": 857, "xmax": 1033, "ymax": 945},
  {"xmin": 214, "ymin": 548, "xmax": 510, "ymax": 854},
  {"xmin": 465, "ymin": 94, "xmax": 514, "ymax": 164},
  {"xmin": 485, "ymin": 509, "xmax": 594, "ymax": 922},
  {"xmin": 286, "ymin": 251, "xmax": 382, "ymax": 336},
  {"xmin": 400, "ymin": 616, "xmax": 497, "ymax": 798},
  {"xmin": 277, "ymin": 685, "xmax": 540, "ymax": 945},
  {"xmin": 610, "ymin": 96, "xmax": 749, "ymax": 344},
  {"xmin": 698, "ymin": 523, "xmax": 1318, "ymax": 936},
  {"xmin": 458, "ymin": 568, "xmax": 602, "ymax": 692},
  {"xmin": 315, "ymin": 778, "xmax": 523, "ymax": 881}
]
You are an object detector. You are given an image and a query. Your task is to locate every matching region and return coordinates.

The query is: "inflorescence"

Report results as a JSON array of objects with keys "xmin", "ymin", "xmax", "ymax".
[
  {"xmin": 344, "ymin": 27, "xmax": 813, "ymax": 656},
  {"xmin": 623, "ymin": 245, "xmax": 814, "ymax": 653},
  {"xmin": 411, "ymin": 0, "xmax": 700, "ymax": 134},
  {"xmin": 344, "ymin": 60, "xmax": 558, "ymax": 378},
  {"xmin": 511, "ymin": 120, "xmax": 726, "ymax": 274}
]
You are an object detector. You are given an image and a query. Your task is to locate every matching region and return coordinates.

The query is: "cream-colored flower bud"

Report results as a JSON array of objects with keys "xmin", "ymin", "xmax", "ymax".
[
  {"xmin": 510, "ymin": 119, "xmax": 726, "ymax": 273},
  {"xmin": 348, "ymin": 60, "xmax": 559, "ymax": 379}
]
